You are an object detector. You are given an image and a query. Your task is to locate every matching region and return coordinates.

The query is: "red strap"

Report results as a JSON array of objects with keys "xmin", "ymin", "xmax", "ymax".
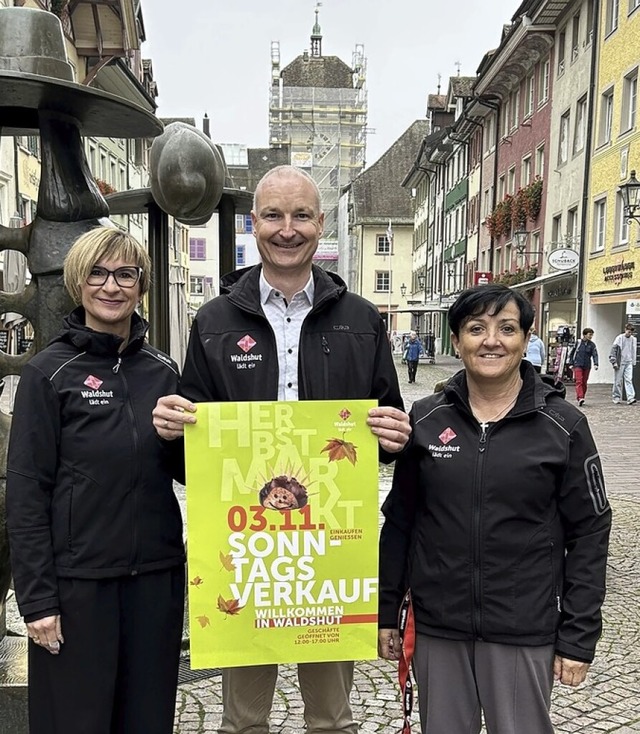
[{"xmin": 397, "ymin": 590, "xmax": 416, "ymax": 734}]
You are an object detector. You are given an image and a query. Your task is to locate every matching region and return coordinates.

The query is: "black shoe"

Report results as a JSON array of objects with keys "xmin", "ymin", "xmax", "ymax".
[{"xmin": 578, "ymin": 399, "xmax": 585, "ymax": 407}]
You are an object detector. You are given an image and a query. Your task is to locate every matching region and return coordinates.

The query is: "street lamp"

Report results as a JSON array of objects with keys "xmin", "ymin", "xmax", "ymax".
[
  {"xmin": 513, "ymin": 228, "xmax": 543, "ymax": 256},
  {"xmin": 514, "ymin": 229, "xmax": 529, "ymax": 255},
  {"xmin": 619, "ymin": 169, "xmax": 640, "ymax": 223},
  {"xmin": 400, "ymin": 282, "xmax": 407, "ymax": 297},
  {"xmin": 418, "ymin": 274, "xmax": 425, "ymax": 291}
]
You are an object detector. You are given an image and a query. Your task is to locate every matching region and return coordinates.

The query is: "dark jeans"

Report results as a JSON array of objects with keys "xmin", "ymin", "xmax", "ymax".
[{"xmin": 407, "ymin": 360, "xmax": 419, "ymax": 383}]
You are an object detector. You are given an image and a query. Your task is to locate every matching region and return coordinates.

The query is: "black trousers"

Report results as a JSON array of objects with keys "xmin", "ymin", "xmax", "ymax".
[
  {"xmin": 407, "ymin": 360, "xmax": 419, "ymax": 382},
  {"xmin": 28, "ymin": 565, "xmax": 185, "ymax": 734}
]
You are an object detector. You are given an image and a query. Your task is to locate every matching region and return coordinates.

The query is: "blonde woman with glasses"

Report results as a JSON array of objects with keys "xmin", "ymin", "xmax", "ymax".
[{"xmin": 7, "ymin": 226, "xmax": 185, "ymax": 734}]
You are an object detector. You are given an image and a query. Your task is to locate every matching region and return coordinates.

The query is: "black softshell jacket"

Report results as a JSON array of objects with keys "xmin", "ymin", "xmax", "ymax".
[
  {"xmin": 379, "ymin": 362, "xmax": 611, "ymax": 663},
  {"xmin": 180, "ymin": 264, "xmax": 404, "ymax": 462},
  {"xmin": 7, "ymin": 309, "xmax": 185, "ymax": 621}
]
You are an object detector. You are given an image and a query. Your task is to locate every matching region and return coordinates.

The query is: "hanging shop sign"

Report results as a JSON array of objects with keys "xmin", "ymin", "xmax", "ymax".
[
  {"xmin": 547, "ymin": 248, "xmax": 580, "ymax": 271},
  {"xmin": 474, "ymin": 271, "xmax": 493, "ymax": 285}
]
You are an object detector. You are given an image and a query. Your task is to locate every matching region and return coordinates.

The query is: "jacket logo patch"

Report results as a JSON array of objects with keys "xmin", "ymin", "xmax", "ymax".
[
  {"xmin": 439, "ymin": 427, "xmax": 457, "ymax": 445},
  {"xmin": 237, "ymin": 335, "xmax": 257, "ymax": 353},
  {"xmin": 84, "ymin": 374, "xmax": 103, "ymax": 390},
  {"xmin": 230, "ymin": 335, "xmax": 263, "ymax": 370},
  {"xmin": 584, "ymin": 454, "xmax": 609, "ymax": 515},
  {"xmin": 429, "ymin": 426, "xmax": 461, "ymax": 458}
]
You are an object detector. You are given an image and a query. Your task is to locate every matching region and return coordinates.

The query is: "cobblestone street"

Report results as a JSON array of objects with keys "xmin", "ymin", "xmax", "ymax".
[{"xmin": 173, "ymin": 356, "xmax": 640, "ymax": 733}]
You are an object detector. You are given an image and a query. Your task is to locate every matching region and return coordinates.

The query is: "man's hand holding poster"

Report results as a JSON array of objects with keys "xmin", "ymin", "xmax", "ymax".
[{"xmin": 185, "ymin": 400, "xmax": 379, "ymax": 668}]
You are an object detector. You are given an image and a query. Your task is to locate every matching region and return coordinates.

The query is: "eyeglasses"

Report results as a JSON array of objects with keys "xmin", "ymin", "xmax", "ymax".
[{"xmin": 86, "ymin": 266, "xmax": 142, "ymax": 288}]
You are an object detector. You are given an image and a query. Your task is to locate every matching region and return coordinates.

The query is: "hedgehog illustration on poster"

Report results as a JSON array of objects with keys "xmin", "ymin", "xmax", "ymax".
[{"xmin": 259, "ymin": 474, "xmax": 309, "ymax": 510}]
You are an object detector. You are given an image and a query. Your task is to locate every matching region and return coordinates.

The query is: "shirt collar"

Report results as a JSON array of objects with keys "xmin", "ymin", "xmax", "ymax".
[{"xmin": 259, "ymin": 270, "xmax": 315, "ymax": 306}]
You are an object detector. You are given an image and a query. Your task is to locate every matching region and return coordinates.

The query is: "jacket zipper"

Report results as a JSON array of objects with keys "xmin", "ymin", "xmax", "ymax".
[
  {"xmin": 67, "ymin": 485, "xmax": 74, "ymax": 551},
  {"xmin": 550, "ymin": 540, "xmax": 561, "ymax": 612},
  {"xmin": 472, "ymin": 422, "xmax": 489, "ymax": 638},
  {"xmin": 321, "ymin": 336, "xmax": 330, "ymax": 396},
  {"xmin": 118, "ymin": 360, "xmax": 141, "ymax": 574}
]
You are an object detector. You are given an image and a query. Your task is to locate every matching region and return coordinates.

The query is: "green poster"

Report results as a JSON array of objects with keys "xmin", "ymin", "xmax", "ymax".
[{"xmin": 185, "ymin": 399, "xmax": 379, "ymax": 669}]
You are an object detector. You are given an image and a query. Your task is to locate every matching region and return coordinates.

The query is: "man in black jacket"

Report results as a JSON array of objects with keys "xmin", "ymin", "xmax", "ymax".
[{"xmin": 153, "ymin": 165, "xmax": 410, "ymax": 734}]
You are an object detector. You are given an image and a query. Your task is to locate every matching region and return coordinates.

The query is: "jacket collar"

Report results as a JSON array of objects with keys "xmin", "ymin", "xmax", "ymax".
[
  {"xmin": 443, "ymin": 360, "xmax": 564, "ymax": 417},
  {"xmin": 53, "ymin": 306, "xmax": 149, "ymax": 357},
  {"xmin": 222, "ymin": 264, "xmax": 346, "ymax": 314}
]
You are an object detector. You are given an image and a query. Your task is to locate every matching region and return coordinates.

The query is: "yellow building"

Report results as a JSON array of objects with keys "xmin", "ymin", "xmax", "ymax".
[{"xmin": 585, "ymin": 0, "xmax": 640, "ymax": 382}]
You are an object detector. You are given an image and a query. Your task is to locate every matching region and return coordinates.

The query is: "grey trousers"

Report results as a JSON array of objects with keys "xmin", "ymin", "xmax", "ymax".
[
  {"xmin": 413, "ymin": 634, "xmax": 555, "ymax": 734},
  {"xmin": 218, "ymin": 660, "xmax": 358, "ymax": 734}
]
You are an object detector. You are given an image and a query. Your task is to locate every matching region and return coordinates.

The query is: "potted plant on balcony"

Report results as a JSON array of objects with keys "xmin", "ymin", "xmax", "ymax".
[
  {"xmin": 512, "ymin": 188, "xmax": 528, "ymax": 230},
  {"xmin": 95, "ymin": 178, "xmax": 116, "ymax": 196},
  {"xmin": 492, "ymin": 195, "xmax": 513, "ymax": 239},
  {"xmin": 522, "ymin": 177, "xmax": 543, "ymax": 221}
]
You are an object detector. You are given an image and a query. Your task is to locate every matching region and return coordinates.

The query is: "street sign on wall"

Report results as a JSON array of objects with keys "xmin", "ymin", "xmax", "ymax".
[{"xmin": 474, "ymin": 271, "xmax": 493, "ymax": 285}]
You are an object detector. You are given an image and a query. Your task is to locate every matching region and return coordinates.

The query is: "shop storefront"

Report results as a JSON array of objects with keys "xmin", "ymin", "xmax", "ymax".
[{"xmin": 512, "ymin": 269, "xmax": 578, "ymax": 376}]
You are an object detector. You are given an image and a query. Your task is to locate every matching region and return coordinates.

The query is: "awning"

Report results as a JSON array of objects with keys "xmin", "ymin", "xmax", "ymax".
[
  {"xmin": 590, "ymin": 290, "xmax": 640, "ymax": 305},
  {"xmin": 388, "ymin": 304, "xmax": 449, "ymax": 314},
  {"xmin": 510, "ymin": 269, "xmax": 577, "ymax": 290}
]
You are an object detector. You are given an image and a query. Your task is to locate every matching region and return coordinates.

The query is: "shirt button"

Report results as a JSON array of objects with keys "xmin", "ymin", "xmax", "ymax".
[
  {"xmin": 275, "ymin": 291, "xmax": 280, "ymax": 297},
  {"xmin": 288, "ymin": 348, "xmax": 293, "ymax": 354},
  {"xmin": 286, "ymin": 317, "xmax": 291, "ymax": 323},
  {"xmin": 287, "ymin": 382, "xmax": 293, "ymax": 388}
]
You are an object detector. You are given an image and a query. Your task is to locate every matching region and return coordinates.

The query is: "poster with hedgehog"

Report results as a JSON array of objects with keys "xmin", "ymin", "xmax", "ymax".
[{"xmin": 184, "ymin": 400, "xmax": 379, "ymax": 669}]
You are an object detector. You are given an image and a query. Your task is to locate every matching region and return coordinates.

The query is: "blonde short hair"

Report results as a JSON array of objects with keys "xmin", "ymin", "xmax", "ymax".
[{"xmin": 64, "ymin": 227, "xmax": 151, "ymax": 304}]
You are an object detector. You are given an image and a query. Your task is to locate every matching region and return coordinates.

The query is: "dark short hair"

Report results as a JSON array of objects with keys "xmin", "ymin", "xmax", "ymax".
[
  {"xmin": 583, "ymin": 328, "xmax": 594, "ymax": 336},
  {"xmin": 625, "ymin": 323, "xmax": 635, "ymax": 331},
  {"xmin": 448, "ymin": 284, "xmax": 534, "ymax": 337}
]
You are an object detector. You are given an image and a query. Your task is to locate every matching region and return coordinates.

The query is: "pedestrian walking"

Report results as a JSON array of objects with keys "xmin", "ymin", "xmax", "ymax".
[
  {"xmin": 524, "ymin": 326, "xmax": 546, "ymax": 373},
  {"xmin": 6, "ymin": 227, "xmax": 186, "ymax": 734},
  {"xmin": 403, "ymin": 330, "xmax": 424, "ymax": 383},
  {"xmin": 568, "ymin": 328, "xmax": 599, "ymax": 406},
  {"xmin": 378, "ymin": 284, "xmax": 611, "ymax": 734},
  {"xmin": 152, "ymin": 165, "xmax": 410, "ymax": 734},
  {"xmin": 610, "ymin": 323, "xmax": 637, "ymax": 405}
]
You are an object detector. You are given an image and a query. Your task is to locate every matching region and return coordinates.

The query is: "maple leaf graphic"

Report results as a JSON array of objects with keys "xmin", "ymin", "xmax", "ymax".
[
  {"xmin": 321, "ymin": 437, "xmax": 358, "ymax": 466},
  {"xmin": 217, "ymin": 594, "xmax": 244, "ymax": 617},
  {"xmin": 219, "ymin": 551, "xmax": 235, "ymax": 572},
  {"xmin": 196, "ymin": 614, "xmax": 210, "ymax": 628},
  {"xmin": 190, "ymin": 576, "xmax": 204, "ymax": 587}
]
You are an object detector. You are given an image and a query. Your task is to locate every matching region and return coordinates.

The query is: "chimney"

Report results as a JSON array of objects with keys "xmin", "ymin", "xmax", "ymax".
[{"xmin": 203, "ymin": 112, "xmax": 210, "ymax": 138}]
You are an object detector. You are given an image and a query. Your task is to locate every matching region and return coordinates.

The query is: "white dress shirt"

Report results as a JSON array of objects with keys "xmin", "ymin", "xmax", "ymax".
[{"xmin": 259, "ymin": 271, "xmax": 314, "ymax": 401}]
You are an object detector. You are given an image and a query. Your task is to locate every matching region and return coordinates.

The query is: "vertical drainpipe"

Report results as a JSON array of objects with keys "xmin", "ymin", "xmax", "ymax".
[
  {"xmin": 474, "ymin": 122, "xmax": 484, "ymax": 283},
  {"xmin": 13, "ymin": 137, "xmax": 21, "ymax": 216},
  {"xmin": 576, "ymin": 0, "xmax": 601, "ymax": 335},
  {"xmin": 490, "ymin": 103, "xmax": 501, "ymax": 274}
]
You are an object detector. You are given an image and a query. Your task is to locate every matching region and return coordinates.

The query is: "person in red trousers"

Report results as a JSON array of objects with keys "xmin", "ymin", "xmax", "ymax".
[{"xmin": 568, "ymin": 328, "xmax": 599, "ymax": 406}]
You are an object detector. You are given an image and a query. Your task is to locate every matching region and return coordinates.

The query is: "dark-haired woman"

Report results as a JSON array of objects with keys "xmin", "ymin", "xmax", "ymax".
[{"xmin": 378, "ymin": 284, "xmax": 611, "ymax": 734}]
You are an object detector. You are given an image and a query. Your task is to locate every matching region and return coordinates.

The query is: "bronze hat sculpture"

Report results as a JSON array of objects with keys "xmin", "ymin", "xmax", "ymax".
[
  {"xmin": 0, "ymin": 6, "xmax": 162, "ymax": 138},
  {"xmin": 149, "ymin": 122, "xmax": 226, "ymax": 225}
]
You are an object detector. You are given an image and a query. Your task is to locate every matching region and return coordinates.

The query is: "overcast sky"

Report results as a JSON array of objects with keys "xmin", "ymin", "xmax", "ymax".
[{"xmin": 142, "ymin": 0, "xmax": 519, "ymax": 167}]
